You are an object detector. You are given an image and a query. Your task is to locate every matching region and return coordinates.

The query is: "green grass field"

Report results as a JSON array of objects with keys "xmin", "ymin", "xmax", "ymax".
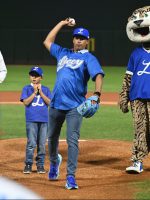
[
  {"xmin": 0, "ymin": 65, "xmax": 131, "ymax": 140},
  {"xmin": 0, "ymin": 65, "xmax": 148, "ymax": 199},
  {"xmin": 0, "ymin": 65, "xmax": 126, "ymax": 92},
  {"xmin": 0, "ymin": 105, "xmax": 133, "ymax": 141}
]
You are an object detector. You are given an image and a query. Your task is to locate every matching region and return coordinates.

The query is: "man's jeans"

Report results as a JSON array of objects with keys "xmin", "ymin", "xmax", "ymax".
[
  {"xmin": 25, "ymin": 122, "xmax": 48, "ymax": 166},
  {"xmin": 48, "ymin": 107, "xmax": 83, "ymax": 176}
]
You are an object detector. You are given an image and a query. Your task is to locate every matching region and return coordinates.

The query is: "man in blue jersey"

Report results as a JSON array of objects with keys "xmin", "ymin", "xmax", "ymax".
[
  {"xmin": 20, "ymin": 66, "xmax": 51, "ymax": 174},
  {"xmin": 43, "ymin": 18, "xmax": 104, "ymax": 189},
  {"xmin": 119, "ymin": 6, "xmax": 150, "ymax": 174}
]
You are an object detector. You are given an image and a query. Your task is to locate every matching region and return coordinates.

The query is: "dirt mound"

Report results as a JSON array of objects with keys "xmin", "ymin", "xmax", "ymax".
[{"xmin": 1, "ymin": 138, "xmax": 150, "ymax": 199}]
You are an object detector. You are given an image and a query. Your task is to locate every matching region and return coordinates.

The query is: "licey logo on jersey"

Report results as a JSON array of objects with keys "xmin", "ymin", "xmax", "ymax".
[
  {"xmin": 57, "ymin": 56, "xmax": 84, "ymax": 72},
  {"xmin": 32, "ymin": 95, "xmax": 44, "ymax": 107},
  {"xmin": 137, "ymin": 60, "xmax": 150, "ymax": 75}
]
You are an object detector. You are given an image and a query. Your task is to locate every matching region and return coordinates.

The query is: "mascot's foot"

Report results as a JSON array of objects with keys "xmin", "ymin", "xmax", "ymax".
[{"xmin": 126, "ymin": 161, "xmax": 143, "ymax": 174}]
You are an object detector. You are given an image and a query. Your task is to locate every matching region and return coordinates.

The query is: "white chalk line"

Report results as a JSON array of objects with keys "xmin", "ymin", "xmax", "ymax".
[
  {"xmin": 0, "ymin": 101, "xmax": 118, "ymax": 105},
  {"xmin": 59, "ymin": 139, "xmax": 87, "ymax": 142},
  {"xmin": 0, "ymin": 102, "xmax": 22, "ymax": 105},
  {"xmin": 2, "ymin": 138, "xmax": 87, "ymax": 142}
]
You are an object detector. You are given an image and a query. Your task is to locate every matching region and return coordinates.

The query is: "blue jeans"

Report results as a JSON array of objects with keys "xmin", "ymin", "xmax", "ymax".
[
  {"xmin": 48, "ymin": 107, "xmax": 83, "ymax": 177},
  {"xmin": 25, "ymin": 122, "xmax": 48, "ymax": 167}
]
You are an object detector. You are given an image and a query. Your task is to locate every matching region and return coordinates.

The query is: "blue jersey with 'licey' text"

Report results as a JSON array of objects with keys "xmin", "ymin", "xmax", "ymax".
[
  {"xmin": 126, "ymin": 46, "xmax": 150, "ymax": 101},
  {"xmin": 50, "ymin": 43, "xmax": 105, "ymax": 110}
]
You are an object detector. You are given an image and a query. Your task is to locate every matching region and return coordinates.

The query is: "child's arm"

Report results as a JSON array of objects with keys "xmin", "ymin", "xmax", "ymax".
[
  {"xmin": 38, "ymin": 84, "xmax": 50, "ymax": 105},
  {"xmin": 40, "ymin": 91, "xmax": 50, "ymax": 105},
  {"xmin": 23, "ymin": 85, "xmax": 38, "ymax": 106},
  {"xmin": 23, "ymin": 92, "xmax": 37, "ymax": 106}
]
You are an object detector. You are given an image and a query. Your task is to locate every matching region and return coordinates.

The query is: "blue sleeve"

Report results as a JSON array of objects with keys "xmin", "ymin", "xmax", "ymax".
[
  {"xmin": 86, "ymin": 54, "xmax": 105, "ymax": 81},
  {"xmin": 127, "ymin": 53, "xmax": 134, "ymax": 73},
  {"xmin": 50, "ymin": 43, "xmax": 64, "ymax": 59},
  {"xmin": 20, "ymin": 86, "xmax": 28, "ymax": 102},
  {"xmin": 126, "ymin": 47, "xmax": 140, "ymax": 74}
]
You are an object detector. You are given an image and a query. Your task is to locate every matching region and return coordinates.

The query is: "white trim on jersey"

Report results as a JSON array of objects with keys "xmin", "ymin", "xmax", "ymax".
[
  {"xmin": 142, "ymin": 47, "xmax": 150, "ymax": 53},
  {"xmin": 126, "ymin": 70, "xmax": 133, "ymax": 75}
]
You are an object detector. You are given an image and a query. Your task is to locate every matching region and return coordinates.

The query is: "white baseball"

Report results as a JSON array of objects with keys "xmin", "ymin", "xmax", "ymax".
[{"xmin": 69, "ymin": 18, "xmax": 76, "ymax": 26}]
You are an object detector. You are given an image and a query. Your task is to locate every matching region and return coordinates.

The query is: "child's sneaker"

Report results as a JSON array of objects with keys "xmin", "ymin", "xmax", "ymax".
[
  {"xmin": 126, "ymin": 161, "xmax": 143, "ymax": 174},
  {"xmin": 65, "ymin": 175, "xmax": 78, "ymax": 190},
  {"xmin": 37, "ymin": 166, "xmax": 46, "ymax": 174},
  {"xmin": 23, "ymin": 164, "xmax": 32, "ymax": 174},
  {"xmin": 48, "ymin": 154, "xmax": 62, "ymax": 180}
]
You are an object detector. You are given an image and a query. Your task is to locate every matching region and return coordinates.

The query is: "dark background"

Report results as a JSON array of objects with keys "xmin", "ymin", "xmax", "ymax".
[{"xmin": 0, "ymin": 0, "xmax": 149, "ymax": 66}]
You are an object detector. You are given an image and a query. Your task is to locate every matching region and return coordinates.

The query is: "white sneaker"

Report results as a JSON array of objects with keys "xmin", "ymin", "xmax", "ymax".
[{"xmin": 126, "ymin": 161, "xmax": 143, "ymax": 174}]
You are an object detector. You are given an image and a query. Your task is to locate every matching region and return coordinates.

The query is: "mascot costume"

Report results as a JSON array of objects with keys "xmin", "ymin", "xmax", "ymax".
[{"xmin": 119, "ymin": 6, "xmax": 150, "ymax": 174}]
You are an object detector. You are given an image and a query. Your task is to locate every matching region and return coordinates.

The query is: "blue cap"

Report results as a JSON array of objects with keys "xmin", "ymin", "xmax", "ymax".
[
  {"xmin": 73, "ymin": 28, "xmax": 90, "ymax": 39},
  {"xmin": 29, "ymin": 66, "xmax": 43, "ymax": 76}
]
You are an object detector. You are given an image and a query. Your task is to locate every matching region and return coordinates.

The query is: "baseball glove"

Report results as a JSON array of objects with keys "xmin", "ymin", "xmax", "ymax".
[{"xmin": 77, "ymin": 95, "xmax": 100, "ymax": 118}]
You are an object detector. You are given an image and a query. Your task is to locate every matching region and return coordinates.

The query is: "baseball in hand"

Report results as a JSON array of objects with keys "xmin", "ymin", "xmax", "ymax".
[{"xmin": 68, "ymin": 18, "xmax": 76, "ymax": 26}]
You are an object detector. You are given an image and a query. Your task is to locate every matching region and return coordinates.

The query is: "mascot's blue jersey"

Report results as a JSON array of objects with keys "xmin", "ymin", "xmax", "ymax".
[
  {"xmin": 126, "ymin": 46, "xmax": 150, "ymax": 101},
  {"xmin": 49, "ymin": 43, "xmax": 104, "ymax": 110}
]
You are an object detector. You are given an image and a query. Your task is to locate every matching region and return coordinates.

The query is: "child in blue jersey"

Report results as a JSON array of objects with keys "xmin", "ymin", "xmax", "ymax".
[
  {"xmin": 20, "ymin": 66, "xmax": 51, "ymax": 174},
  {"xmin": 43, "ymin": 18, "xmax": 104, "ymax": 189}
]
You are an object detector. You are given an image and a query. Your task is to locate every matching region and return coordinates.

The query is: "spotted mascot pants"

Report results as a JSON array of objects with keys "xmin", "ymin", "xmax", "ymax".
[{"xmin": 130, "ymin": 99, "xmax": 150, "ymax": 162}]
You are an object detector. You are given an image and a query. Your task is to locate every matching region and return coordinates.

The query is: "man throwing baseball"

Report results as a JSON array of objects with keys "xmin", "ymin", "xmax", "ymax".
[
  {"xmin": 0, "ymin": 51, "xmax": 7, "ymax": 83},
  {"xmin": 43, "ymin": 18, "xmax": 104, "ymax": 189}
]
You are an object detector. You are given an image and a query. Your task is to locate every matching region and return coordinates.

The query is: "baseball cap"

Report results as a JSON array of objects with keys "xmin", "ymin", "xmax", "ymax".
[
  {"xmin": 29, "ymin": 66, "xmax": 43, "ymax": 77},
  {"xmin": 73, "ymin": 27, "xmax": 90, "ymax": 39}
]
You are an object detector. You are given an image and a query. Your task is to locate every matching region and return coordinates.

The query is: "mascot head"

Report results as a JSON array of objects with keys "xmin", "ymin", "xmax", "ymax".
[{"xmin": 126, "ymin": 6, "xmax": 150, "ymax": 43}]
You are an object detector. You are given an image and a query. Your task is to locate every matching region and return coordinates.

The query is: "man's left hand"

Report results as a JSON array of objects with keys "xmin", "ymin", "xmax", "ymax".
[{"xmin": 77, "ymin": 95, "xmax": 100, "ymax": 118}]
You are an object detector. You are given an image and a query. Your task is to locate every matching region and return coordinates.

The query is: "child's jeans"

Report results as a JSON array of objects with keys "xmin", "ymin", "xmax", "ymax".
[{"xmin": 25, "ymin": 122, "xmax": 48, "ymax": 167}]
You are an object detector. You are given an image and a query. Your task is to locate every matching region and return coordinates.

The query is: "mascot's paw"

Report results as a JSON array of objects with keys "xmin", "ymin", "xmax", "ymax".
[
  {"xmin": 119, "ymin": 90, "xmax": 130, "ymax": 113},
  {"xmin": 118, "ymin": 99, "xmax": 129, "ymax": 113},
  {"xmin": 119, "ymin": 103, "xmax": 129, "ymax": 113}
]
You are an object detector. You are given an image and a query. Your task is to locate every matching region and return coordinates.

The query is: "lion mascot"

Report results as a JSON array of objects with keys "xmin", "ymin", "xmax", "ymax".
[{"xmin": 119, "ymin": 6, "xmax": 150, "ymax": 174}]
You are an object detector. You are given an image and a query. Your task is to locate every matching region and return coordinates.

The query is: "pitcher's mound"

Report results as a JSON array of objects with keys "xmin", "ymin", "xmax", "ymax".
[{"xmin": 1, "ymin": 138, "xmax": 150, "ymax": 199}]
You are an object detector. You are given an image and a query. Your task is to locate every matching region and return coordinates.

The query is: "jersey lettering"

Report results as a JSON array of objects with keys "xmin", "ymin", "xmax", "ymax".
[
  {"xmin": 32, "ymin": 95, "xmax": 44, "ymax": 107},
  {"xmin": 57, "ymin": 56, "xmax": 84, "ymax": 72},
  {"xmin": 137, "ymin": 60, "xmax": 150, "ymax": 75}
]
